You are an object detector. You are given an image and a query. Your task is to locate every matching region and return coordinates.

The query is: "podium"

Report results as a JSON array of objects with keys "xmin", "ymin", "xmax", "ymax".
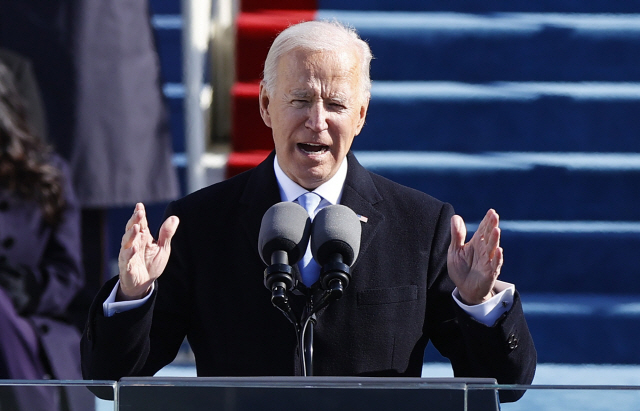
[{"xmin": 117, "ymin": 376, "xmax": 499, "ymax": 411}]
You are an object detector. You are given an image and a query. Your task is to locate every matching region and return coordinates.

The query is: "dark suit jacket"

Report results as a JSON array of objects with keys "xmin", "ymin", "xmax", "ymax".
[{"xmin": 82, "ymin": 151, "xmax": 536, "ymax": 402}]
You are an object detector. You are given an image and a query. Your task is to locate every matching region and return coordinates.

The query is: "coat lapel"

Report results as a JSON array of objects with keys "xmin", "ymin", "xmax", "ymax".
[
  {"xmin": 340, "ymin": 152, "xmax": 385, "ymax": 270},
  {"xmin": 238, "ymin": 151, "xmax": 282, "ymax": 262},
  {"xmin": 236, "ymin": 151, "xmax": 382, "ymax": 276}
]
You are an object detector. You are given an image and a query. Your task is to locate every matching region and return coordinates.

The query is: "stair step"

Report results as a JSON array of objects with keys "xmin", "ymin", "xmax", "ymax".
[
  {"xmin": 357, "ymin": 82, "xmax": 640, "ymax": 153},
  {"xmin": 524, "ymin": 294, "xmax": 640, "ymax": 364},
  {"xmin": 497, "ymin": 227, "xmax": 640, "ymax": 294},
  {"xmin": 151, "ymin": 14, "xmax": 183, "ymax": 83},
  {"xmin": 163, "ymin": 87, "xmax": 185, "ymax": 153},
  {"xmin": 235, "ymin": 11, "xmax": 316, "ymax": 83},
  {"xmin": 229, "ymin": 81, "xmax": 640, "ymax": 153},
  {"xmin": 315, "ymin": 11, "xmax": 640, "ymax": 82},
  {"xmin": 426, "ymin": 294, "xmax": 640, "ymax": 364},
  {"xmin": 318, "ymin": 0, "xmax": 640, "ymax": 13},
  {"xmin": 148, "ymin": 0, "xmax": 181, "ymax": 14},
  {"xmin": 440, "ymin": 220, "xmax": 640, "ymax": 294},
  {"xmin": 355, "ymin": 151, "xmax": 640, "ymax": 220}
]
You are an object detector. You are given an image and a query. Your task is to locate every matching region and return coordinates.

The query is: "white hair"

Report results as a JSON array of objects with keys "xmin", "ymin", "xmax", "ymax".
[{"xmin": 261, "ymin": 20, "xmax": 373, "ymax": 101}]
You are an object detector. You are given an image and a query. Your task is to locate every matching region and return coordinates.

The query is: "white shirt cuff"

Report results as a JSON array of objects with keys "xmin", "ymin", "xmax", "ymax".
[
  {"xmin": 452, "ymin": 280, "xmax": 515, "ymax": 326},
  {"xmin": 103, "ymin": 279, "xmax": 155, "ymax": 317}
]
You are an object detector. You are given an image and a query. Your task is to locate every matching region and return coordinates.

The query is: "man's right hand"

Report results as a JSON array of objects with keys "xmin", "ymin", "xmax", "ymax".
[{"xmin": 117, "ymin": 203, "xmax": 179, "ymax": 301}]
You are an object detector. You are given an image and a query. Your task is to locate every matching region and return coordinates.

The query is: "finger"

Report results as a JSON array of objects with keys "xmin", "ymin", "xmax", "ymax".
[
  {"xmin": 474, "ymin": 209, "xmax": 493, "ymax": 237},
  {"xmin": 118, "ymin": 233, "xmax": 142, "ymax": 278},
  {"xmin": 121, "ymin": 223, "xmax": 141, "ymax": 249},
  {"xmin": 137, "ymin": 203, "xmax": 148, "ymax": 233},
  {"xmin": 483, "ymin": 209, "xmax": 499, "ymax": 241},
  {"xmin": 491, "ymin": 246, "xmax": 504, "ymax": 275},
  {"xmin": 449, "ymin": 215, "xmax": 467, "ymax": 251},
  {"xmin": 125, "ymin": 203, "xmax": 145, "ymax": 231},
  {"xmin": 487, "ymin": 226, "xmax": 501, "ymax": 259},
  {"xmin": 157, "ymin": 216, "xmax": 180, "ymax": 249},
  {"xmin": 469, "ymin": 210, "xmax": 493, "ymax": 246}
]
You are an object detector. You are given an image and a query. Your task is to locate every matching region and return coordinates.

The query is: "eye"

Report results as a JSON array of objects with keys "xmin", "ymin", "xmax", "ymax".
[{"xmin": 328, "ymin": 102, "xmax": 347, "ymax": 110}]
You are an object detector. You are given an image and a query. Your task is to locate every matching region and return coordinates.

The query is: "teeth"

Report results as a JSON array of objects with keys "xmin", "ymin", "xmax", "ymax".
[{"xmin": 299, "ymin": 143, "xmax": 327, "ymax": 153}]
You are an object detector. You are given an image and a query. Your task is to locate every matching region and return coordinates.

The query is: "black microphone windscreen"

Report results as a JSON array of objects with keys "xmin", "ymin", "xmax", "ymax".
[
  {"xmin": 311, "ymin": 204, "xmax": 361, "ymax": 266},
  {"xmin": 258, "ymin": 202, "xmax": 311, "ymax": 265}
]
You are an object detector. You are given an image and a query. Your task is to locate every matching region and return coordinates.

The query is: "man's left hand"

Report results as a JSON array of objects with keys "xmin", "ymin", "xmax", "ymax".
[{"xmin": 447, "ymin": 209, "xmax": 503, "ymax": 305}]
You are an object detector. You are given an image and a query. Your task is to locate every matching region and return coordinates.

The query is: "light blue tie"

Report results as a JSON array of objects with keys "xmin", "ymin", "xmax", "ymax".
[{"xmin": 296, "ymin": 192, "xmax": 322, "ymax": 285}]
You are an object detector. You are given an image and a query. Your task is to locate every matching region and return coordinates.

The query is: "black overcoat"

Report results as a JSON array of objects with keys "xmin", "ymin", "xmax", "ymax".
[{"xmin": 82, "ymin": 152, "xmax": 536, "ymax": 402}]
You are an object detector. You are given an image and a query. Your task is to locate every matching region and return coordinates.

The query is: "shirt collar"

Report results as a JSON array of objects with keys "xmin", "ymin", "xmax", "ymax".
[{"xmin": 274, "ymin": 155, "xmax": 347, "ymax": 206}]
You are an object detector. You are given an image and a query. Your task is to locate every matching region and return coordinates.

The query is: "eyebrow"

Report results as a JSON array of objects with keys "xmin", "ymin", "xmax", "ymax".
[
  {"xmin": 328, "ymin": 94, "xmax": 348, "ymax": 104},
  {"xmin": 288, "ymin": 89, "xmax": 349, "ymax": 103},
  {"xmin": 289, "ymin": 89, "xmax": 313, "ymax": 99}
]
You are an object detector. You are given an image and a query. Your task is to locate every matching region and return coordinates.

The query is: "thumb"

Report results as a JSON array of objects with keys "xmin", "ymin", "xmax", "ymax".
[
  {"xmin": 157, "ymin": 216, "xmax": 180, "ymax": 249},
  {"xmin": 449, "ymin": 215, "xmax": 467, "ymax": 252}
]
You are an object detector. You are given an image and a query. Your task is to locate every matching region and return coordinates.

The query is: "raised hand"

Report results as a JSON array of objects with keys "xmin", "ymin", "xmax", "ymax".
[
  {"xmin": 447, "ymin": 209, "xmax": 503, "ymax": 305},
  {"xmin": 117, "ymin": 203, "xmax": 179, "ymax": 301}
]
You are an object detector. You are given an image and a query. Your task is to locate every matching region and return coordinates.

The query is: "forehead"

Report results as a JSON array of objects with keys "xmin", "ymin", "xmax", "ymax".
[{"xmin": 275, "ymin": 48, "xmax": 361, "ymax": 95}]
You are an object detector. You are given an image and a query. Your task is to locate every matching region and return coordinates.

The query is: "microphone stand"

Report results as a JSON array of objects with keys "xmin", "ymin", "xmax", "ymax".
[
  {"xmin": 265, "ymin": 255, "xmax": 352, "ymax": 377},
  {"xmin": 301, "ymin": 311, "xmax": 316, "ymax": 376},
  {"xmin": 299, "ymin": 258, "xmax": 352, "ymax": 376}
]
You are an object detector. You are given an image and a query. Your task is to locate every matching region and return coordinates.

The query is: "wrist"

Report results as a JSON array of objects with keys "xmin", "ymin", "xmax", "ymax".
[
  {"xmin": 458, "ymin": 288, "xmax": 495, "ymax": 306},
  {"xmin": 116, "ymin": 283, "xmax": 151, "ymax": 301}
]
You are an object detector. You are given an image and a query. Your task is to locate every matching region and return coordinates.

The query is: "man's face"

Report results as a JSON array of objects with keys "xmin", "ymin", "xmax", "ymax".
[{"xmin": 259, "ymin": 48, "xmax": 369, "ymax": 190}]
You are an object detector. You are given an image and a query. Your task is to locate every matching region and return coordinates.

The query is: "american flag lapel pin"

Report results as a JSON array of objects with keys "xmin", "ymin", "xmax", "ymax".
[{"xmin": 357, "ymin": 214, "xmax": 368, "ymax": 223}]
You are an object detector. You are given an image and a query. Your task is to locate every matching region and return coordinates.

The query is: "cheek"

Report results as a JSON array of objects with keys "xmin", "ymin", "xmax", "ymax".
[
  {"xmin": 332, "ymin": 117, "xmax": 358, "ymax": 145},
  {"xmin": 278, "ymin": 109, "xmax": 307, "ymax": 130}
]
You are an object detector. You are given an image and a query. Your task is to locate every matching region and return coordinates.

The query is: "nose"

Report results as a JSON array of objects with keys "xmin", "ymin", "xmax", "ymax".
[{"xmin": 305, "ymin": 102, "xmax": 328, "ymax": 132}]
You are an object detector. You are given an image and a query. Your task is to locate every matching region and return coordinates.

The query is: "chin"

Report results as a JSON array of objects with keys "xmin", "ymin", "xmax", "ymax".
[{"xmin": 296, "ymin": 170, "xmax": 328, "ymax": 190}]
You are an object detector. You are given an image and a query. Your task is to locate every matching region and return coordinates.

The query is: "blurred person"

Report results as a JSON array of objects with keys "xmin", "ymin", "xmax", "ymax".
[
  {"xmin": 0, "ymin": 48, "xmax": 47, "ymax": 143},
  {"xmin": 0, "ymin": 61, "xmax": 92, "ymax": 411},
  {"xmin": 0, "ymin": 0, "xmax": 180, "ymax": 335}
]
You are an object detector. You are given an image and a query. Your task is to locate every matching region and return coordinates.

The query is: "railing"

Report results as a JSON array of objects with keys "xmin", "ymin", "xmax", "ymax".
[{"xmin": 2, "ymin": 378, "xmax": 640, "ymax": 411}]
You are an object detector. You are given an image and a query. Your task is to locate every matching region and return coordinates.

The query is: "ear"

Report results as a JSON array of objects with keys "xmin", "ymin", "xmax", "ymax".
[
  {"xmin": 354, "ymin": 95, "xmax": 370, "ymax": 136},
  {"xmin": 259, "ymin": 83, "xmax": 272, "ymax": 128}
]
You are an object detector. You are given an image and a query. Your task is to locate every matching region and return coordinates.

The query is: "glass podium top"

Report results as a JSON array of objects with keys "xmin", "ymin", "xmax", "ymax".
[{"xmin": 2, "ymin": 377, "xmax": 640, "ymax": 411}]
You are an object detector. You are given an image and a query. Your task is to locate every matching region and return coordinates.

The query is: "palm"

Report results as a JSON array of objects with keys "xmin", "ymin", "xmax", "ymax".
[
  {"xmin": 117, "ymin": 203, "xmax": 179, "ymax": 300},
  {"xmin": 126, "ymin": 229, "xmax": 160, "ymax": 281},
  {"xmin": 447, "ymin": 210, "xmax": 503, "ymax": 305}
]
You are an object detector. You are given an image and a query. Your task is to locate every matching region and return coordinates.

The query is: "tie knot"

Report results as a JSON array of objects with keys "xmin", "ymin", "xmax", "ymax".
[{"xmin": 297, "ymin": 192, "xmax": 322, "ymax": 219}]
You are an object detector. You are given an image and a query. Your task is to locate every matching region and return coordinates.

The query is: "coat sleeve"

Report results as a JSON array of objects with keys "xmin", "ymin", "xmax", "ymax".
[
  {"xmin": 81, "ymin": 276, "xmax": 157, "ymax": 380},
  {"xmin": 425, "ymin": 203, "xmax": 537, "ymax": 403},
  {"xmin": 80, "ymin": 200, "xmax": 190, "ymax": 396}
]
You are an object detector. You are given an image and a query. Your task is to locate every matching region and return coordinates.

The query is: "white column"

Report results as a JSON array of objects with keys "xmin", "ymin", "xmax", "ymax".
[{"xmin": 182, "ymin": 0, "xmax": 213, "ymax": 193}]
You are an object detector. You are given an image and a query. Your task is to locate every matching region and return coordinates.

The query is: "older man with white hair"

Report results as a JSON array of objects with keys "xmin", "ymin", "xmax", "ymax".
[{"xmin": 81, "ymin": 20, "xmax": 536, "ymax": 403}]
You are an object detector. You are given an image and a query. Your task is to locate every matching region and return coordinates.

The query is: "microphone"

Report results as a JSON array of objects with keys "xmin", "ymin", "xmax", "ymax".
[
  {"xmin": 258, "ymin": 202, "xmax": 311, "ymax": 309},
  {"xmin": 310, "ymin": 204, "xmax": 361, "ymax": 300}
]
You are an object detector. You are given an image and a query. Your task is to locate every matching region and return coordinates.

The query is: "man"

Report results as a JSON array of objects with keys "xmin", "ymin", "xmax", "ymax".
[{"xmin": 81, "ymin": 20, "xmax": 536, "ymax": 402}]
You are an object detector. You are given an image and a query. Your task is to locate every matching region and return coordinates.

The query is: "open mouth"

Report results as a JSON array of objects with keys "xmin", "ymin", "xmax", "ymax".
[{"xmin": 298, "ymin": 143, "xmax": 329, "ymax": 154}]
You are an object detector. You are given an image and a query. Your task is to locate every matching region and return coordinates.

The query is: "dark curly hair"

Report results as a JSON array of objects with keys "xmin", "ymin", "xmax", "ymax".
[{"xmin": 0, "ymin": 61, "xmax": 66, "ymax": 226}]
